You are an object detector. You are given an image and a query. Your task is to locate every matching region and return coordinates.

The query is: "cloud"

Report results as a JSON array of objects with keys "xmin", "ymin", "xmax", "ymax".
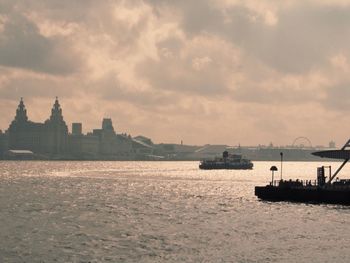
[
  {"xmin": 149, "ymin": 1, "xmax": 350, "ymax": 75},
  {"xmin": 1, "ymin": 0, "xmax": 350, "ymax": 145},
  {"xmin": 137, "ymin": 33, "xmax": 241, "ymax": 97},
  {"xmin": 0, "ymin": 70, "xmax": 78, "ymax": 100},
  {"xmin": 0, "ymin": 11, "xmax": 82, "ymax": 75}
]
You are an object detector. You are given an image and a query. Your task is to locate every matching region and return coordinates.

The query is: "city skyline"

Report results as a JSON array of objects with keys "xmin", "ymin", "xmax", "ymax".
[
  {"xmin": 0, "ymin": 97, "xmax": 332, "ymax": 162},
  {"xmin": 1, "ymin": 1, "xmax": 350, "ymax": 146},
  {"xmin": 1, "ymin": 97, "xmax": 333, "ymax": 148},
  {"xmin": 1, "ymin": 97, "xmax": 335, "ymax": 150}
]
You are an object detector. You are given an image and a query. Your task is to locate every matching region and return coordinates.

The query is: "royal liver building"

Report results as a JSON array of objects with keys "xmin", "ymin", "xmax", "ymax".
[
  {"xmin": 7, "ymin": 98, "xmax": 68, "ymax": 156},
  {"xmin": 1, "ymin": 97, "xmax": 152, "ymax": 159}
]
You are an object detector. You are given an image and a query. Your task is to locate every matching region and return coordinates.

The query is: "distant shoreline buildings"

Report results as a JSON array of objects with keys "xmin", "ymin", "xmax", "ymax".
[
  {"xmin": 0, "ymin": 98, "xmax": 336, "ymax": 161},
  {"xmin": 0, "ymin": 98, "xmax": 155, "ymax": 160}
]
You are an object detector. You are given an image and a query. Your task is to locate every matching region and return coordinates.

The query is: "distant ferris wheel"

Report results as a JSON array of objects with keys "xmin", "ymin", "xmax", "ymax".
[{"xmin": 292, "ymin": 136, "xmax": 313, "ymax": 148}]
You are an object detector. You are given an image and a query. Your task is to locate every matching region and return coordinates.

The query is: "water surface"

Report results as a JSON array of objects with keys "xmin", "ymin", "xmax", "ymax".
[{"xmin": 0, "ymin": 161, "xmax": 349, "ymax": 262}]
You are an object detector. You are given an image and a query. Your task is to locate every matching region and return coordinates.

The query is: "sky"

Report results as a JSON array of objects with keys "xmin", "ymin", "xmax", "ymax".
[{"xmin": 1, "ymin": 0, "xmax": 350, "ymax": 146}]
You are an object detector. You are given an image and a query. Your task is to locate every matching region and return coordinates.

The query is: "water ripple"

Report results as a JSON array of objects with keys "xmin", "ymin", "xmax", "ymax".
[{"xmin": 0, "ymin": 161, "xmax": 350, "ymax": 262}]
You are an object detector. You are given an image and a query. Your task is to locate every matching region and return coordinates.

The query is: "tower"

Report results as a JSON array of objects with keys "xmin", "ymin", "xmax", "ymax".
[
  {"xmin": 102, "ymin": 118, "xmax": 115, "ymax": 133},
  {"xmin": 72, "ymin": 123, "xmax": 82, "ymax": 135},
  {"xmin": 7, "ymin": 98, "xmax": 44, "ymax": 152},
  {"xmin": 99, "ymin": 118, "xmax": 117, "ymax": 155},
  {"xmin": 43, "ymin": 97, "xmax": 68, "ymax": 155},
  {"xmin": 15, "ymin": 98, "xmax": 28, "ymax": 123},
  {"xmin": 50, "ymin": 97, "xmax": 64, "ymax": 123}
]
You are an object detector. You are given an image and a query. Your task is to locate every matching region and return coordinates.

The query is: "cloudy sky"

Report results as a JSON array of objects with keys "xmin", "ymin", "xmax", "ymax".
[{"xmin": 1, "ymin": 0, "xmax": 350, "ymax": 146}]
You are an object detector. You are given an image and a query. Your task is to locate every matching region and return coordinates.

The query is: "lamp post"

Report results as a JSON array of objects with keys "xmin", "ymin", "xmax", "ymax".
[
  {"xmin": 280, "ymin": 152, "xmax": 283, "ymax": 180},
  {"xmin": 270, "ymin": 166, "xmax": 278, "ymax": 186}
]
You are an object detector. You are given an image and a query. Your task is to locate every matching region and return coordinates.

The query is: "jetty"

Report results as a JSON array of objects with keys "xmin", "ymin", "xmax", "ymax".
[{"xmin": 255, "ymin": 139, "xmax": 350, "ymax": 205}]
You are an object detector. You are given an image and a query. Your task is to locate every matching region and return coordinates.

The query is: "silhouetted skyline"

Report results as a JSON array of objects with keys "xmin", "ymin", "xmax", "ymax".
[{"xmin": 0, "ymin": 1, "xmax": 349, "ymax": 146}]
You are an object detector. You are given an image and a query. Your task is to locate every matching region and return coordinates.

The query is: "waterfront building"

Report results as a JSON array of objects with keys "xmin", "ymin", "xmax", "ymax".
[
  {"xmin": 6, "ymin": 150, "xmax": 34, "ymax": 160},
  {"xmin": 42, "ymin": 98, "xmax": 68, "ymax": 155},
  {"xmin": 0, "ymin": 130, "xmax": 8, "ymax": 158},
  {"xmin": 93, "ymin": 118, "xmax": 134, "ymax": 158},
  {"xmin": 115, "ymin": 134, "xmax": 133, "ymax": 158},
  {"xmin": 2, "ymin": 98, "xmax": 153, "ymax": 160},
  {"xmin": 68, "ymin": 122, "xmax": 100, "ymax": 159},
  {"xmin": 329, "ymin": 141, "xmax": 336, "ymax": 148},
  {"xmin": 7, "ymin": 98, "xmax": 68, "ymax": 156},
  {"xmin": 72, "ymin": 123, "xmax": 82, "ymax": 135},
  {"xmin": 133, "ymin": 136, "xmax": 154, "ymax": 146},
  {"xmin": 132, "ymin": 136, "xmax": 154, "ymax": 157},
  {"xmin": 100, "ymin": 118, "xmax": 118, "ymax": 155},
  {"xmin": 68, "ymin": 136, "xmax": 99, "ymax": 159},
  {"xmin": 7, "ymin": 98, "xmax": 45, "ymax": 153},
  {"xmin": 81, "ymin": 134, "xmax": 100, "ymax": 157}
]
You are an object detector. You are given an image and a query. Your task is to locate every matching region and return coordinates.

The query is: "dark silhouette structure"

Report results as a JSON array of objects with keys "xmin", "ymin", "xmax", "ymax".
[
  {"xmin": 7, "ymin": 98, "xmax": 68, "ymax": 156},
  {"xmin": 255, "ymin": 139, "xmax": 350, "ymax": 205},
  {"xmin": 199, "ymin": 151, "xmax": 253, "ymax": 170},
  {"xmin": 43, "ymin": 98, "xmax": 68, "ymax": 154},
  {"xmin": 1, "ymin": 98, "xmax": 145, "ymax": 160}
]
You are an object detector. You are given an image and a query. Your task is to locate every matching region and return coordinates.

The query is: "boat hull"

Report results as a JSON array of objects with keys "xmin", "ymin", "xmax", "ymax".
[
  {"xmin": 255, "ymin": 185, "xmax": 350, "ymax": 205},
  {"xmin": 199, "ymin": 163, "xmax": 253, "ymax": 170}
]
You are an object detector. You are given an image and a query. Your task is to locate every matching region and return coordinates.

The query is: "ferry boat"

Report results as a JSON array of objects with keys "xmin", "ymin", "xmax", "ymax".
[
  {"xmin": 255, "ymin": 139, "xmax": 350, "ymax": 205},
  {"xmin": 199, "ymin": 151, "xmax": 253, "ymax": 170}
]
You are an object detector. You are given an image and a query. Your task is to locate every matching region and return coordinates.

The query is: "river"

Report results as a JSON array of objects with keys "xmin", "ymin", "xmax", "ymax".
[{"xmin": 0, "ymin": 161, "xmax": 349, "ymax": 262}]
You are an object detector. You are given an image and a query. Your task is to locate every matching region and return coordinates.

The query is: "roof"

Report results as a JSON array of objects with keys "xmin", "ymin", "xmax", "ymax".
[
  {"xmin": 8, "ymin": 150, "xmax": 34, "ymax": 154},
  {"xmin": 131, "ymin": 138, "xmax": 154, "ymax": 148},
  {"xmin": 194, "ymin": 145, "xmax": 228, "ymax": 153},
  {"xmin": 312, "ymin": 150, "xmax": 350, "ymax": 160},
  {"xmin": 134, "ymin": 135, "xmax": 151, "ymax": 141}
]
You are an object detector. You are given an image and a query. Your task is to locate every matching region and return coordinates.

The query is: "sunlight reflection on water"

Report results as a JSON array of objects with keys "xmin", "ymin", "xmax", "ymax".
[{"xmin": 0, "ymin": 161, "xmax": 350, "ymax": 262}]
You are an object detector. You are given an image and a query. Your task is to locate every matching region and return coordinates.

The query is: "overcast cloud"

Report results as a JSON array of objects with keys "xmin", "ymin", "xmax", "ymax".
[{"xmin": 1, "ymin": 0, "xmax": 350, "ymax": 146}]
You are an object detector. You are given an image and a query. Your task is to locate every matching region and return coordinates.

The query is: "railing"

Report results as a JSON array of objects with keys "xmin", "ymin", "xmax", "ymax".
[
  {"xmin": 270, "ymin": 179, "xmax": 317, "ymax": 187},
  {"xmin": 269, "ymin": 179, "xmax": 350, "ymax": 189}
]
